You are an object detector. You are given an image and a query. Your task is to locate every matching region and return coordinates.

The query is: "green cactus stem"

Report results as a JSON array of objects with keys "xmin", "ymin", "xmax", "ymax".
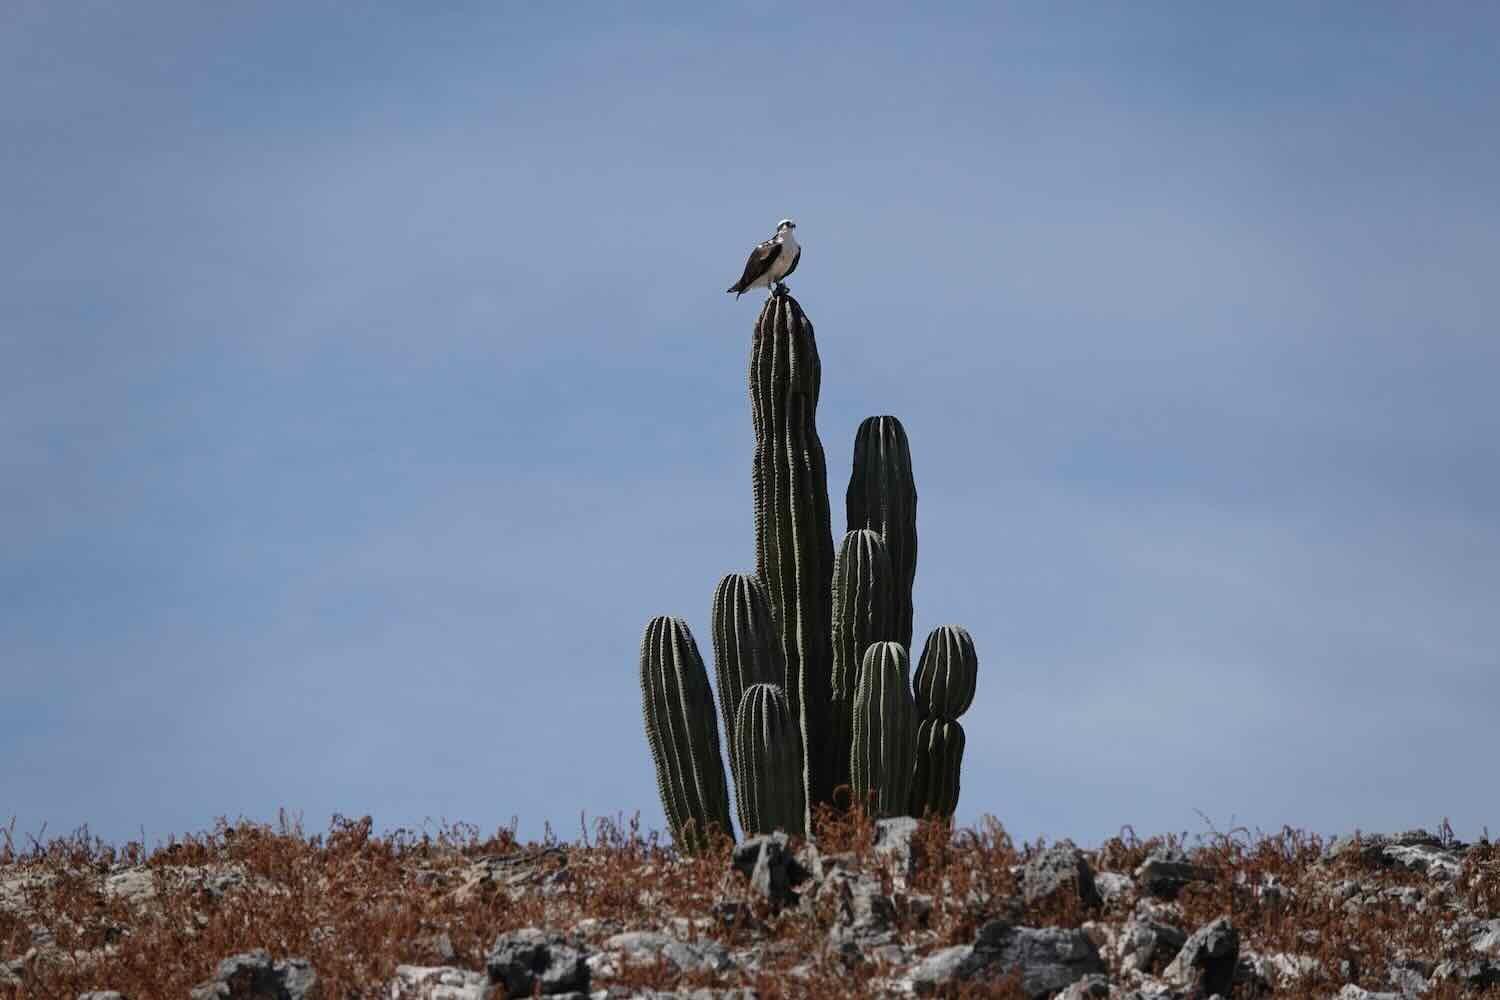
[
  {"xmin": 711, "ymin": 573, "xmax": 784, "ymax": 799},
  {"xmin": 749, "ymin": 290, "xmax": 835, "ymax": 808},
  {"xmin": 849, "ymin": 640, "xmax": 918, "ymax": 817},
  {"xmin": 829, "ymin": 528, "xmax": 896, "ymax": 796},
  {"xmin": 909, "ymin": 716, "xmax": 965, "ymax": 819},
  {"xmin": 846, "ymin": 416, "xmax": 917, "ymax": 650},
  {"xmin": 732, "ymin": 683, "xmax": 807, "ymax": 837},
  {"xmin": 913, "ymin": 624, "xmax": 978, "ymax": 721},
  {"xmin": 640, "ymin": 615, "xmax": 735, "ymax": 850}
]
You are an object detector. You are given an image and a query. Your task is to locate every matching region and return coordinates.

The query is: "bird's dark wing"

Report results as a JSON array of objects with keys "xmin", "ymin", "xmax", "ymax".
[
  {"xmin": 727, "ymin": 240, "xmax": 782, "ymax": 295},
  {"xmin": 780, "ymin": 247, "xmax": 800, "ymax": 281}
]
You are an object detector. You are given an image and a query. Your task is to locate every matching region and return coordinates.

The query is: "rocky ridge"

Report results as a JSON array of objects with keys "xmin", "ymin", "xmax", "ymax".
[{"xmin": 2, "ymin": 815, "xmax": 1497, "ymax": 998}]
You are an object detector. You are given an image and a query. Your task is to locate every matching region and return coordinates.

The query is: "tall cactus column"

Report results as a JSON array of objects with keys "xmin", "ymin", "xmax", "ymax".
[
  {"xmin": 749, "ymin": 290, "xmax": 836, "ymax": 810},
  {"xmin": 847, "ymin": 416, "xmax": 918, "ymax": 650}
]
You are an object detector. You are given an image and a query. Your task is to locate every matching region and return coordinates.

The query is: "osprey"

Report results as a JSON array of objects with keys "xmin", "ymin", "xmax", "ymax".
[{"xmin": 727, "ymin": 219, "xmax": 800, "ymax": 298}]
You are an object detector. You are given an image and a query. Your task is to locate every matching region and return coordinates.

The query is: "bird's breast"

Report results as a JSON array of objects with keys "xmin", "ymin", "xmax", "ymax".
[{"xmin": 770, "ymin": 236, "xmax": 799, "ymax": 278}]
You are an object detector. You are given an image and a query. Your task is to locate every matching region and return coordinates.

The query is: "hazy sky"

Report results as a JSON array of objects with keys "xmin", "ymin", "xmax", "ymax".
[{"xmin": 4, "ymin": 4, "xmax": 1498, "ymax": 850}]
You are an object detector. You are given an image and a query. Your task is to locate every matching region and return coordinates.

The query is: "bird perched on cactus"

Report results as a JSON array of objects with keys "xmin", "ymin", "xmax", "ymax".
[{"xmin": 727, "ymin": 219, "xmax": 800, "ymax": 298}]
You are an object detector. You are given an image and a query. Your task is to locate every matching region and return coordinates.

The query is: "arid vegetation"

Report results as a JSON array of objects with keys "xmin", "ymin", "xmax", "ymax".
[{"xmin": 2, "ymin": 810, "xmax": 1497, "ymax": 998}]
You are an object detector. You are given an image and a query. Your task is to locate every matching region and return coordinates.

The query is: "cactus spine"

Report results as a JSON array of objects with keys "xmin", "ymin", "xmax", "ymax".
[
  {"xmin": 829, "ymin": 529, "xmax": 896, "ymax": 796},
  {"xmin": 849, "ymin": 641, "xmax": 917, "ymax": 817},
  {"xmin": 711, "ymin": 574, "xmax": 785, "ymax": 798},
  {"xmin": 749, "ymin": 290, "xmax": 835, "ymax": 809},
  {"xmin": 910, "ymin": 717, "xmax": 965, "ymax": 819},
  {"xmin": 733, "ymin": 683, "xmax": 806, "ymax": 836},
  {"xmin": 640, "ymin": 616, "xmax": 734, "ymax": 849},
  {"xmin": 846, "ymin": 416, "xmax": 917, "ymax": 650}
]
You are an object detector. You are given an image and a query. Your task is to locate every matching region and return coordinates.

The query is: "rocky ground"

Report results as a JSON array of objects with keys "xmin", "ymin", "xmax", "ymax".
[{"xmin": 1, "ymin": 811, "xmax": 1497, "ymax": 998}]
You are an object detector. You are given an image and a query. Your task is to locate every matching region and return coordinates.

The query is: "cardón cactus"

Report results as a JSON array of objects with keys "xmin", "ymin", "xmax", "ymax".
[
  {"xmin": 642, "ymin": 287, "xmax": 982, "ymax": 842},
  {"xmin": 849, "ymin": 640, "xmax": 917, "ymax": 817},
  {"xmin": 640, "ymin": 616, "xmax": 734, "ymax": 849},
  {"xmin": 749, "ymin": 290, "xmax": 835, "ymax": 808},
  {"xmin": 733, "ymin": 683, "xmax": 807, "ymax": 837}
]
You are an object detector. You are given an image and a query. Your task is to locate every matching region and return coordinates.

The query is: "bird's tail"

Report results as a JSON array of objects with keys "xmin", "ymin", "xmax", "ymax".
[{"xmin": 726, "ymin": 284, "xmax": 743, "ymax": 298}]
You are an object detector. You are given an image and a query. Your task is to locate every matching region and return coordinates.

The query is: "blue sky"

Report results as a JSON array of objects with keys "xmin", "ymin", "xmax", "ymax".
[{"xmin": 4, "ymin": 3, "xmax": 1498, "ymax": 849}]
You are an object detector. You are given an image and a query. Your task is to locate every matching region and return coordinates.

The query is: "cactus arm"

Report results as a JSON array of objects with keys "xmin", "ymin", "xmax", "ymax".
[
  {"xmin": 913, "ymin": 624, "xmax": 978, "ymax": 720},
  {"xmin": 733, "ymin": 683, "xmax": 807, "ymax": 837},
  {"xmin": 829, "ymin": 528, "xmax": 897, "ymax": 796},
  {"xmin": 910, "ymin": 717, "xmax": 965, "ymax": 819},
  {"xmin": 640, "ymin": 616, "xmax": 735, "ymax": 849},
  {"xmin": 711, "ymin": 574, "xmax": 785, "ymax": 800},
  {"xmin": 849, "ymin": 640, "xmax": 918, "ymax": 817},
  {"xmin": 846, "ymin": 416, "xmax": 918, "ymax": 650}
]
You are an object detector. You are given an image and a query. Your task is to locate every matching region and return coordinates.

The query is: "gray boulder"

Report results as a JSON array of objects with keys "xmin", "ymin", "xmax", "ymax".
[
  {"xmin": 1162, "ymin": 916, "xmax": 1238, "ymax": 997},
  {"xmin": 1133, "ymin": 847, "xmax": 1214, "ymax": 899},
  {"xmin": 1470, "ymin": 918, "xmax": 1500, "ymax": 957},
  {"xmin": 1116, "ymin": 916, "xmax": 1186, "ymax": 973},
  {"xmin": 872, "ymin": 817, "xmax": 922, "ymax": 881},
  {"xmin": 1234, "ymin": 948, "xmax": 1275, "ymax": 996},
  {"xmin": 731, "ymin": 833, "xmax": 807, "ymax": 905},
  {"xmin": 1384, "ymin": 960, "xmax": 1431, "ymax": 995},
  {"xmin": 1054, "ymin": 974, "xmax": 1110, "ymax": 1000},
  {"xmin": 908, "ymin": 945, "xmax": 988, "ymax": 993},
  {"xmin": 188, "ymin": 950, "xmax": 318, "ymax": 1000},
  {"xmin": 102, "ymin": 869, "xmax": 156, "ymax": 907},
  {"xmin": 1335, "ymin": 987, "xmax": 1404, "ymax": 1000},
  {"xmin": 1431, "ymin": 958, "xmax": 1500, "ymax": 989},
  {"xmin": 1093, "ymin": 871, "xmax": 1135, "ymax": 907},
  {"xmin": 976, "ymin": 923, "xmax": 1105, "ymax": 998},
  {"xmin": 1324, "ymin": 830, "xmax": 1464, "ymax": 880},
  {"xmin": 828, "ymin": 872, "xmax": 898, "ymax": 948},
  {"xmin": 486, "ymin": 928, "xmax": 589, "ymax": 998},
  {"xmin": 1020, "ymin": 842, "xmax": 1101, "ymax": 910},
  {"xmin": 389, "ymin": 965, "xmax": 494, "ymax": 1000},
  {"xmin": 909, "ymin": 921, "xmax": 1103, "ymax": 998},
  {"xmin": 601, "ymin": 931, "xmax": 735, "ymax": 975}
]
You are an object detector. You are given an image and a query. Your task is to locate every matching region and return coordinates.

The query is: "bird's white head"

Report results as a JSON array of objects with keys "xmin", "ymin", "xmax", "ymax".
[{"xmin": 776, "ymin": 218, "xmax": 797, "ymax": 233}]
